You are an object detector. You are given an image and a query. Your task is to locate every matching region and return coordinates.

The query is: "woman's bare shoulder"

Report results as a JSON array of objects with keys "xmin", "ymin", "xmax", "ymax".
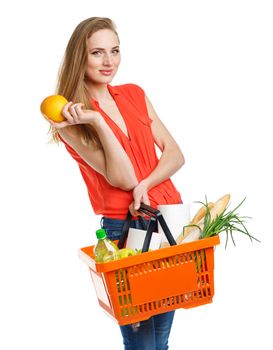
[{"xmin": 58, "ymin": 127, "xmax": 84, "ymax": 146}]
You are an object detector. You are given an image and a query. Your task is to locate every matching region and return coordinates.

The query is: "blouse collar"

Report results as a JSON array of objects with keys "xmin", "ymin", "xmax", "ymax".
[{"xmin": 90, "ymin": 84, "xmax": 120, "ymax": 106}]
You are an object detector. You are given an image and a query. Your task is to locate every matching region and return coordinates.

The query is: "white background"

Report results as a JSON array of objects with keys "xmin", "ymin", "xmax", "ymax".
[{"xmin": 1, "ymin": 0, "xmax": 272, "ymax": 349}]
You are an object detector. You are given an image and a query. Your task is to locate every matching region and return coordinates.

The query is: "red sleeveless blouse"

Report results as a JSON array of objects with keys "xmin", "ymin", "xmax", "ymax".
[{"xmin": 60, "ymin": 84, "xmax": 182, "ymax": 219}]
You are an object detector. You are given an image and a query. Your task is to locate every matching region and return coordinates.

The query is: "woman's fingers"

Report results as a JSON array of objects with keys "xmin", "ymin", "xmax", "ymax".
[
  {"xmin": 129, "ymin": 201, "xmax": 146, "ymax": 217},
  {"xmin": 67, "ymin": 103, "xmax": 78, "ymax": 121},
  {"xmin": 65, "ymin": 103, "xmax": 87, "ymax": 124},
  {"xmin": 134, "ymin": 194, "xmax": 149, "ymax": 211},
  {"xmin": 142, "ymin": 193, "xmax": 150, "ymax": 206},
  {"xmin": 62, "ymin": 102, "xmax": 74, "ymax": 123},
  {"xmin": 129, "ymin": 202, "xmax": 138, "ymax": 216},
  {"xmin": 134, "ymin": 190, "xmax": 144, "ymax": 210},
  {"xmin": 50, "ymin": 120, "xmax": 70, "ymax": 128},
  {"xmin": 75, "ymin": 103, "xmax": 85, "ymax": 111},
  {"xmin": 132, "ymin": 181, "xmax": 149, "ymax": 210},
  {"xmin": 44, "ymin": 102, "xmax": 89, "ymax": 128},
  {"xmin": 129, "ymin": 202, "xmax": 143, "ymax": 217},
  {"xmin": 43, "ymin": 115, "xmax": 70, "ymax": 129},
  {"xmin": 134, "ymin": 197, "xmax": 141, "ymax": 211}
]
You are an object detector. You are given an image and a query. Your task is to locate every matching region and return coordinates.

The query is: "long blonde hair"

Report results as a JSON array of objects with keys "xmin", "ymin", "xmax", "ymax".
[{"xmin": 49, "ymin": 17, "xmax": 119, "ymax": 148}]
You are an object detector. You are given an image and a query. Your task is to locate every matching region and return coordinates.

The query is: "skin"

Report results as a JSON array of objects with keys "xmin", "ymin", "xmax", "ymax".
[{"xmin": 46, "ymin": 29, "xmax": 185, "ymax": 216}]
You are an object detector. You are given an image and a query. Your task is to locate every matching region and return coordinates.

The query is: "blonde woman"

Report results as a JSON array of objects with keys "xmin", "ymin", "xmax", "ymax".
[{"xmin": 45, "ymin": 17, "xmax": 185, "ymax": 350}]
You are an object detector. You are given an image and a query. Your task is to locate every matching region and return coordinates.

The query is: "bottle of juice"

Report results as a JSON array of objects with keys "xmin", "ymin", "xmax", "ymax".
[{"xmin": 93, "ymin": 228, "xmax": 118, "ymax": 263}]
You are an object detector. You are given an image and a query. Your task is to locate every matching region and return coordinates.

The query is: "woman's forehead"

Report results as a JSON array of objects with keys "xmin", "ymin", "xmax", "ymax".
[{"xmin": 87, "ymin": 29, "xmax": 119, "ymax": 49}]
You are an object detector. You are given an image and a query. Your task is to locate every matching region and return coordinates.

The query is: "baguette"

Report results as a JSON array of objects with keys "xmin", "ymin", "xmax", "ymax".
[
  {"xmin": 177, "ymin": 194, "xmax": 231, "ymax": 244},
  {"xmin": 191, "ymin": 202, "xmax": 214, "ymax": 224},
  {"xmin": 209, "ymin": 194, "xmax": 230, "ymax": 220},
  {"xmin": 181, "ymin": 227, "xmax": 203, "ymax": 243},
  {"xmin": 160, "ymin": 203, "xmax": 213, "ymax": 248},
  {"xmin": 176, "ymin": 203, "xmax": 213, "ymax": 244},
  {"xmin": 160, "ymin": 241, "xmax": 171, "ymax": 249}
]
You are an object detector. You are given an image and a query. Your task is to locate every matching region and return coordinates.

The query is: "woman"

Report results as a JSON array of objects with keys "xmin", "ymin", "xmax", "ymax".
[{"xmin": 45, "ymin": 17, "xmax": 185, "ymax": 350}]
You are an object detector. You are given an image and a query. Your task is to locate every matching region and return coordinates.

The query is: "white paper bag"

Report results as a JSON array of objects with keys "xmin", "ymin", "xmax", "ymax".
[
  {"xmin": 158, "ymin": 203, "xmax": 190, "ymax": 244},
  {"xmin": 125, "ymin": 228, "xmax": 163, "ymax": 251}
]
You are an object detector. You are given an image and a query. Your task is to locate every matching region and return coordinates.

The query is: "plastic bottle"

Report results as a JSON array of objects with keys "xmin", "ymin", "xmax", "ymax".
[{"xmin": 93, "ymin": 228, "xmax": 119, "ymax": 263}]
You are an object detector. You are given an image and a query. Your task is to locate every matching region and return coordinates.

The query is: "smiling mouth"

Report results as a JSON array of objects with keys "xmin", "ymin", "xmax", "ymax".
[{"xmin": 99, "ymin": 70, "xmax": 113, "ymax": 75}]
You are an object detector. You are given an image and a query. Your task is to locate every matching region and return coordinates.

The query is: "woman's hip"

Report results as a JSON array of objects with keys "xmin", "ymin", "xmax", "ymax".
[{"xmin": 101, "ymin": 216, "xmax": 151, "ymax": 240}]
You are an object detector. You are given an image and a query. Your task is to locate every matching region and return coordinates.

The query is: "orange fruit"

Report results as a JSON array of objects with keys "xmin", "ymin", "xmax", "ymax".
[{"xmin": 40, "ymin": 95, "xmax": 68, "ymax": 122}]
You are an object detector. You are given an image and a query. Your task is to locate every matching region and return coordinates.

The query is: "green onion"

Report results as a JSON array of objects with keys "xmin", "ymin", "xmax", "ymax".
[{"xmin": 196, "ymin": 197, "xmax": 260, "ymax": 248}]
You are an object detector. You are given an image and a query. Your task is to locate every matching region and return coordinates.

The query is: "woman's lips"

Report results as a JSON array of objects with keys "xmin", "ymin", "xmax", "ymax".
[{"xmin": 99, "ymin": 70, "xmax": 113, "ymax": 76}]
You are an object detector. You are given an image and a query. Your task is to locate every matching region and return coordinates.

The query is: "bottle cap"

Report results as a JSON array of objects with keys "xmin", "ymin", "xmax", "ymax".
[{"xmin": 96, "ymin": 228, "xmax": 107, "ymax": 239}]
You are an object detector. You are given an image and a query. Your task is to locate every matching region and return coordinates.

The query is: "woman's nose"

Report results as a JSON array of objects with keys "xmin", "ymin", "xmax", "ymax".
[{"xmin": 103, "ymin": 53, "xmax": 113, "ymax": 66}]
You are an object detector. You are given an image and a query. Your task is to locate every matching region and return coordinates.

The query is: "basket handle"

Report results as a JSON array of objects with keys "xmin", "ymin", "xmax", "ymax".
[
  {"xmin": 118, "ymin": 203, "xmax": 177, "ymax": 251},
  {"xmin": 118, "ymin": 210, "xmax": 133, "ymax": 249}
]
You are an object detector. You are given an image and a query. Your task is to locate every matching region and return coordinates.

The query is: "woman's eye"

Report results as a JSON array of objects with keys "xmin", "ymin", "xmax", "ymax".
[
  {"xmin": 90, "ymin": 49, "xmax": 119, "ymax": 56},
  {"xmin": 112, "ymin": 49, "xmax": 120, "ymax": 55},
  {"xmin": 91, "ymin": 51, "xmax": 101, "ymax": 56}
]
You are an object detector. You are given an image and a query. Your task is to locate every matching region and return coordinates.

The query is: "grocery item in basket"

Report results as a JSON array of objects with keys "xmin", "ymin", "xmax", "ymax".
[
  {"xmin": 93, "ymin": 229, "xmax": 119, "ymax": 262},
  {"xmin": 126, "ymin": 228, "xmax": 162, "ymax": 251},
  {"xmin": 79, "ymin": 235, "xmax": 220, "ymax": 325},
  {"xmin": 200, "ymin": 196, "xmax": 260, "ymax": 247},
  {"xmin": 116, "ymin": 248, "xmax": 136, "ymax": 259},
  {"xmin": 191, "ymin": 202, "xmax": 214, "ymax": 224},
  {"xmin": 158, "ymin": 203, "xmax": 190, "ymax": 248},
  {"xmin": 177, "ymin": 194, "xmax": 259, "ymax": 246},
  {"xmin": 176, "ymin": 194, "xmax": 231, "ymax": 244},
  {"xmin": 171, "ymin": 202, "xmax": 213, "ymax": 246}
]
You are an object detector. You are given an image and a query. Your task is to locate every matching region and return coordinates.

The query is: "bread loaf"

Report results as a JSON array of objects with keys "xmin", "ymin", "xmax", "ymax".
[
  {"xmin": 176, "ymin": 194, "xmax": 231, "ymax": 244},
  {"xmin": 176, "ymin": 203, "xmax": 213, "ymax": 244},
  {"xmin": 191, "ymin": 202, "xmax": 214, "ymax": 224},
  {"xmin": 209, "ymin": 194, "xmax": 230, "ymax": 220}
]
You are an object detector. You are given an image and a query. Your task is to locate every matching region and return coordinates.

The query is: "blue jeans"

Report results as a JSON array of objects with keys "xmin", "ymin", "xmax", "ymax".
[{"xmin": 101, "ymin": 216, "xmax": 175, "ymax": 350}]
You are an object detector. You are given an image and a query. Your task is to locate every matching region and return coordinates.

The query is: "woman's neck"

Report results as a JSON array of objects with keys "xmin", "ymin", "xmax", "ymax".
[{"xmin": 87, "ymin": 83, "xmax": 113, "ymax": 103}]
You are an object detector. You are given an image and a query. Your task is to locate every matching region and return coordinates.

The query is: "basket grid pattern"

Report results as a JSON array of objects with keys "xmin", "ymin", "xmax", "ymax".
[
  {"xmin": 109, "ymin": 248, "xmax": 213, "ymax": 321},
  {"xmin": 80, "ymin": 235, "xmax": 219, "ymax": 325}
]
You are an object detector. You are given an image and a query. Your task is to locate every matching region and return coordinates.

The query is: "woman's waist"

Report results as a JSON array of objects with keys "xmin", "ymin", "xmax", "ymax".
[{"xmin": 91, "ymin": 178, "xmax": 181, "ymax": 219}]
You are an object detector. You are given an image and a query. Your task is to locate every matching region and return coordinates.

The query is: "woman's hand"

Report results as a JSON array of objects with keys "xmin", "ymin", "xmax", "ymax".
[
  {"xmin": 45, "ymin": 102, "xmax": 102, "ymax": 128},
  {"xmin": 129, "ymin": 180, "xmax": 150, "ymax": 216}
]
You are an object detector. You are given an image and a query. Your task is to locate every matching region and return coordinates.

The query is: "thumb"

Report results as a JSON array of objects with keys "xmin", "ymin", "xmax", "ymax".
[
  {"xmin": 134, "ymin": 195, "xmax": 141, "ymax": 210},
  {"xmin": 142, "ymin": 193, "xmax": 150, "ymax": 206}
]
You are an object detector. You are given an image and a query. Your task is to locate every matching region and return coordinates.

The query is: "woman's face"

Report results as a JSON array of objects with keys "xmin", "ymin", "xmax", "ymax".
[{"xmin": 85, "ymin": 29, "xmax": 121, "ymax": 85}]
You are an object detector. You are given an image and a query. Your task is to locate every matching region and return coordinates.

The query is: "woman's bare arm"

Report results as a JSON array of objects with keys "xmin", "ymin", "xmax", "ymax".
[
  {"xmin": 143, "ymin": 95, "xmax": 185, "ymax": 190},
  {"xmin": 131, "ymin": 95, "xmax": 185, "ymax": 211},
  {"xmin": 49, "ymin": 103, "xmax": 138, "ymax": 191}
]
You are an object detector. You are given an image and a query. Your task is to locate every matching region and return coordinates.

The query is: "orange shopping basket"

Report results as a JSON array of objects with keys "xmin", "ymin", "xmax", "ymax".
[{"xmin": 79, "ymin": 204, "xmax": 220, "ymax": 326}]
